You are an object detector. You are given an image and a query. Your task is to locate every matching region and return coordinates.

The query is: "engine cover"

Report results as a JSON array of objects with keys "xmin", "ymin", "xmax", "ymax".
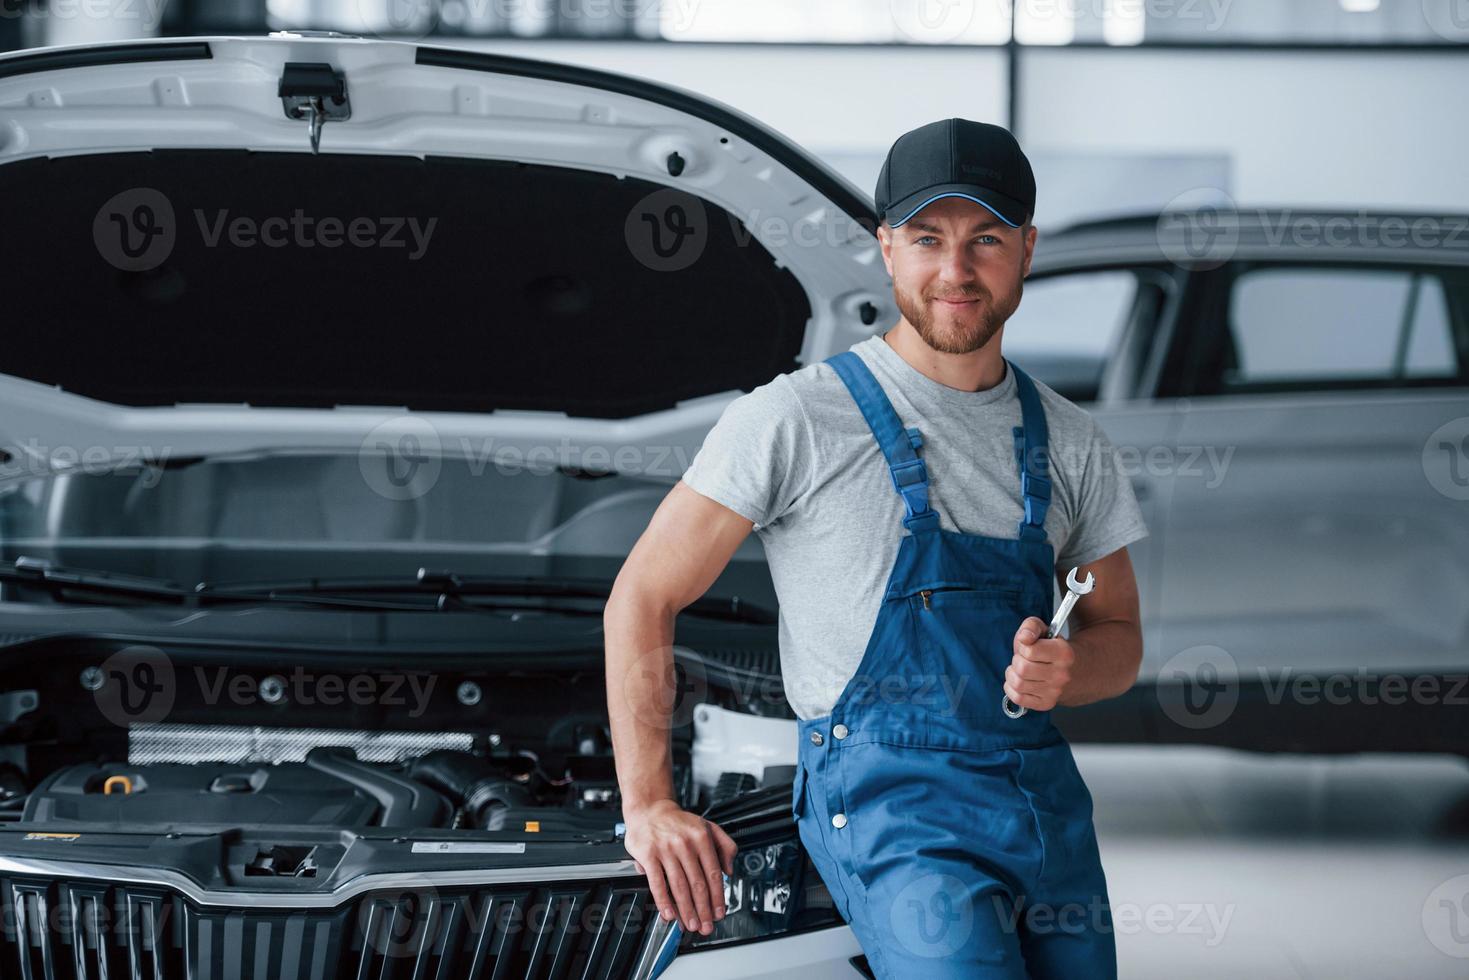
[{"xmin": 24, "ymin": 761, "xmax": 382, "ymax": 827}]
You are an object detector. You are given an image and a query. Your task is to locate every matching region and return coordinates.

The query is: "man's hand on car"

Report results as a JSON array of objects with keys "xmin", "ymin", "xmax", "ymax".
[{"xmin": 622, "ymin": 798, "xmax": 737, "ymax": 937}]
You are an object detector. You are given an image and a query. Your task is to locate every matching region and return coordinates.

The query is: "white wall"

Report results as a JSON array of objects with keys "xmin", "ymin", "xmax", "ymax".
[
  {"xmin": 455, "ymin": 40, "xmax": 1469, "ymax": 224},
  {"xmin": 1019, "ymin": 47, "xmax": 1469, "ymax": 214},
  {"xmin": 450, "ymin": 39, "xmax": 1010, "ymax": 163}
]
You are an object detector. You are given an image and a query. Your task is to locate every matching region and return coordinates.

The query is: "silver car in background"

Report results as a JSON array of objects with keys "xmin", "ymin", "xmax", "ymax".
[{"xmin": 1007, "ymin": 209, "xmax": 1469, "ymax": 757}]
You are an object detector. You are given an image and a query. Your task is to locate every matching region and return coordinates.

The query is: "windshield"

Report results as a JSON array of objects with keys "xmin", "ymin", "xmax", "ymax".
[{"xmin": 0, "ymin": 451, "xmax": 775, "ymax": 605}]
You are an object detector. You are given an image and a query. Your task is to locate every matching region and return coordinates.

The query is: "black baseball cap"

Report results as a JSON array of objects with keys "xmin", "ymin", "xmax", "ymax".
[{"xmin": 875, "ymin": 118, "xmax": 1036, "ymax": 229}]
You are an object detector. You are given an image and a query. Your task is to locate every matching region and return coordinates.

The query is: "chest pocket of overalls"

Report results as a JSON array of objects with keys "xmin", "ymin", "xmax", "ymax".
[{"xmin": 905, "ymin": 582, "xmax": 1027, "ymax": 720}]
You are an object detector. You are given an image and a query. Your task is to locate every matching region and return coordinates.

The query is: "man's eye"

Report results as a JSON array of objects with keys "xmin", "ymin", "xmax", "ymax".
[
  {"xmin": 978, "ymin": 235, "xmax": 999, "ymax": 245},
  {"xmin": 916, "ymin": 236, "xmax": 937, "ymax": 246}
]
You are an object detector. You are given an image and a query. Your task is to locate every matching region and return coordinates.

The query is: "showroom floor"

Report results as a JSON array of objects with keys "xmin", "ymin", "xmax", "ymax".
[{"xmin": 1078, "ymin": 745, "xmax": 1469, "ymax": 978}]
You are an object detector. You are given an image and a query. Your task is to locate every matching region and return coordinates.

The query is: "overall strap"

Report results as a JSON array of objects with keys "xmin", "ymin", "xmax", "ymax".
[
  {"xmin": 1007, "ymin": 358, "xmax": 1052, "ymax": 542},
  {"xmin": 825, "ymin": 351, "xmax": 940, "ymax": 534}
]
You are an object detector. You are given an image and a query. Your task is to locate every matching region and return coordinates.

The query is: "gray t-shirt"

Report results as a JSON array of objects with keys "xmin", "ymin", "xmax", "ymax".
[{"xmin": 680, "ymin": 333, "xmax": 1149, "ymax": 720}]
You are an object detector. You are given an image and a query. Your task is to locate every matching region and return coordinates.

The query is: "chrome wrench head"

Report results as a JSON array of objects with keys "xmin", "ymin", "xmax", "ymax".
[{"xmin": 1065, "ymin": 567, "xmax": 1096, "ymax": 596}]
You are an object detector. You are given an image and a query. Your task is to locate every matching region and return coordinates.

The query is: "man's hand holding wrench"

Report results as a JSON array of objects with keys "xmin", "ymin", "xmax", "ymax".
[{"xmin": 1003, "ymin": 567, "xmax": 1096, "ymax": 718}]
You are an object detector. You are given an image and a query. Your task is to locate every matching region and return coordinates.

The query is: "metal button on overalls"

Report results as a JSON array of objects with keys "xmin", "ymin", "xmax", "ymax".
[{"xmin": 789, "ymin": 352, "xmax": 1117, "ymax": 979}]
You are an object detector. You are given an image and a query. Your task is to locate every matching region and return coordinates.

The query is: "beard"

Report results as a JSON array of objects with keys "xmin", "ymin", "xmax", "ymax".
[{"xmin": 895, "ymin": 275, "xmax": 1023, "ymax": 355}]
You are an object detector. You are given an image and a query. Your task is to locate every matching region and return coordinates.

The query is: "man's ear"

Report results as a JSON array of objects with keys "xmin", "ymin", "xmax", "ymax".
[
  {"xmin": 877, "ymin": 220, "xmax": 895, "ymax": 277},
  {"xmin": 1021, "ymin": 221, "xmax": 1038, "ymax": 278}
]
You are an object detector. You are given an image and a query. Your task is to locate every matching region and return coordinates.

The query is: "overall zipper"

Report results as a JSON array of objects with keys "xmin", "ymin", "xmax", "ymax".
[{"xmin": 916, "ymin": 586, "xmax": 1019, "ymax": 611}]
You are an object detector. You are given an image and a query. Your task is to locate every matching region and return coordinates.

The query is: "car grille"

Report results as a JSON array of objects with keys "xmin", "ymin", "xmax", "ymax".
[{"xmin": 0, "ymin": 874, "xmax": 659, "ymax": 980}]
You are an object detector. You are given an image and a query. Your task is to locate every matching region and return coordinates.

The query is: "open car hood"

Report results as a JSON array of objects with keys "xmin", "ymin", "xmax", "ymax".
[{"xmin": 0, "ymin": 35, "xmax": 893, "ymax": 480}]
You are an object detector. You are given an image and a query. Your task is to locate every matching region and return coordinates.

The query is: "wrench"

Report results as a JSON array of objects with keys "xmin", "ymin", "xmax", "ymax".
[{"xmin": 1003, "ymin": 566, "xmax": 1096, "ymax": 719}]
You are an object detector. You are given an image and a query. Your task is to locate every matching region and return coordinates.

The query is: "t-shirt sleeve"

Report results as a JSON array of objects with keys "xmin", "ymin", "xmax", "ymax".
[
  {"xmin": 1056, "ymin": 415, "xmax": 1150, "ymax": 570},
  {"xmin": 679, "ymin": 375, "xmax": 813, "ymax": 531}
]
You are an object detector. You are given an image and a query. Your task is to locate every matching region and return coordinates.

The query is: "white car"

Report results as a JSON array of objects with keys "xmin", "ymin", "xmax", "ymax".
[{"xmin": 0, "ymin": 33, "xmax": 890, "ymax": 979}]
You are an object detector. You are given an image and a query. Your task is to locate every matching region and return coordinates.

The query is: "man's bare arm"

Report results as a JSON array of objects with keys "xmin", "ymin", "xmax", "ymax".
[{"xmin": 604, "ymin": 479, "xmax": 756, "ymax": 937}]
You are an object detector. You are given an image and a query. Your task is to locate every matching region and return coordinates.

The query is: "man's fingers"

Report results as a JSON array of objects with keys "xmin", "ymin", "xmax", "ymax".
[
  {"xmin": 1015, "ymin": 616, "xmax": 1049, "ymax": 645},
  {"xmin": 640, "ymin": 856, "xmax": 677, "ymax": 923},
  {"xmin": 694, "ymin": 822, "xmax": 730, "ymax": 919},
  {"xmin": 709, "ymin": 820, "xmax": 739, "ymax": 877},
  {"xmin": 661, "ymin": 850, "xmax": 700, "ymax": 933},
  {"xmin": 674, "ymin": 844, "xmax": 715, "ymax": 934}
]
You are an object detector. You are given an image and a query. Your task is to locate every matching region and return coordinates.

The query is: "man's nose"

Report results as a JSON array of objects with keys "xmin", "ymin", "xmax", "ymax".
[{"xmin": 938, "ymin": 242, "xmax": 976, "ymax": 281}]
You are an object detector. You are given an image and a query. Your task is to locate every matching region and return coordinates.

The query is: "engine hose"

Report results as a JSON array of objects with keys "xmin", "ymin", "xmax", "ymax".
[{"xmin": 408, "ymin": 750, "xmax": 534, "ymax": 830}]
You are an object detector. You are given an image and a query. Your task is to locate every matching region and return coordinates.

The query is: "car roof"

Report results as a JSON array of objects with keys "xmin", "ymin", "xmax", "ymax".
[{"xmin": 1033, "ymin": 207, "xmax": 1469, "ymax": 272}]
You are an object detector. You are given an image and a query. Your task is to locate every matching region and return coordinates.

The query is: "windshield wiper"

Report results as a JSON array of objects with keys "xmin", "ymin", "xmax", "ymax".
[
  {"xmin": 207, "ymin": 568, "xmax": 778, "ymax": 624},
  {"xmin": 0, "ymin": 557, "xmax": 449, "ymax": 613},
  {"xmin": 0, "ymin": 559, "xmax": 776, "ymax": 623},
  {"xmin": 0, "ymin": 556, "xmax": 197, "ymax": 601}
]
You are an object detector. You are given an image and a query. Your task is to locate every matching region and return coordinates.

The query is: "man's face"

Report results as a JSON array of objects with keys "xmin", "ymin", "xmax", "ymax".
[{"xmin": 877, "ymin": 196, "xmax": 1038, "ymax": 355}]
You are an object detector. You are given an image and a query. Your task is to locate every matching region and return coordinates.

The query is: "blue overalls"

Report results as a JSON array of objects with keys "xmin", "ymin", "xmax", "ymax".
[{"xmin": 791, "ymin": 351, "xmax": 1117, "ymax": 978}]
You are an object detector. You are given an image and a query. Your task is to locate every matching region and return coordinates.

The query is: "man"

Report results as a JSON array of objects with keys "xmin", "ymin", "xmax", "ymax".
[{"xmin": 605, "ymin": 118, "xmax": 1147, "ymax": 977}]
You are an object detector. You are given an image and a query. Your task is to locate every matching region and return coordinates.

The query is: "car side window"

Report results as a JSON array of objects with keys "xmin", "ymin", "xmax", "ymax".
[
  {"xmin": 1214, "ymin": 264, "xmax": 1466, "ymax": 391},
  {"xmin": 1005, "ymin": 270, "xmax": 1140, "ymax": 402}
]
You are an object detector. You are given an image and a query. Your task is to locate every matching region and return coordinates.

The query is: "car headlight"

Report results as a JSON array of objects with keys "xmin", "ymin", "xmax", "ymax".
[{"xmin": 680, "ymin": 831, "xmax": 843, "ymax": 951}]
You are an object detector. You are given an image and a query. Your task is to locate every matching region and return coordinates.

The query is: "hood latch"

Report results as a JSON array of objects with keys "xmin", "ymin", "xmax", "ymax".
[{"xmin": 278, "ymin": 62, "xmax": 351, "ymax": 155}]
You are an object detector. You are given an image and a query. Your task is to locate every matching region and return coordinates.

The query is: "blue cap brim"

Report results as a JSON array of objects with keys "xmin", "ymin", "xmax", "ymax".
[{"xmin": 885, "ymin": 184, "xmax": 1028, "ymax": 228}]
